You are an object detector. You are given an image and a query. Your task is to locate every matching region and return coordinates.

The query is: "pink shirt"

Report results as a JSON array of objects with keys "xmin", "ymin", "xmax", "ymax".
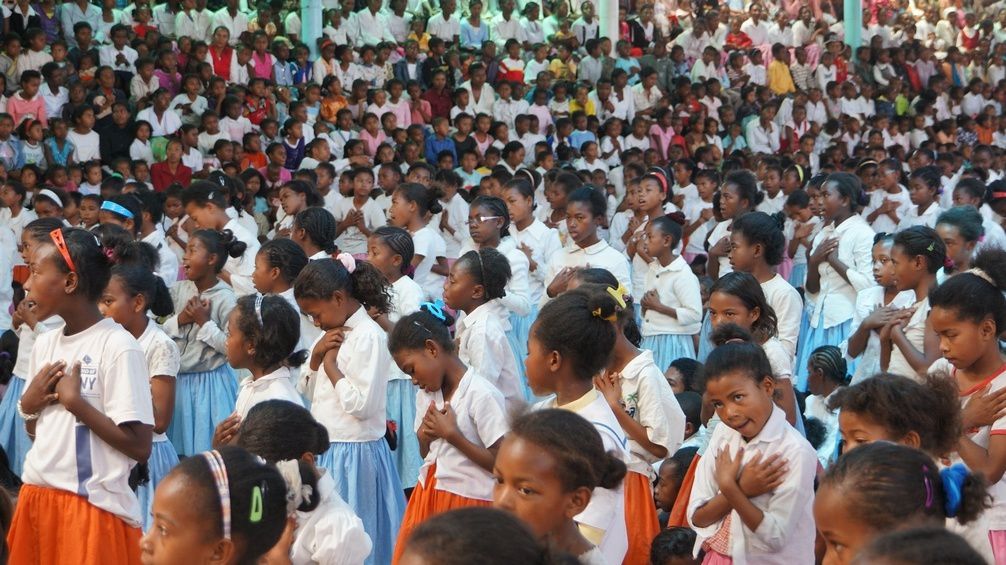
[
  {"xmin": 251, "ymin": 52, "xmax": 274, "ymax": 80},
  {"xmin": 648, "ymin": 124, "xmax": 675, "ymax": 161},
  {"xmin": 7, "ymin": 92, "xmax": 47, "ymax": 128},
  {"xmin": 528, "ymin": 103, "xmax": 553, "ymax": 135},
  {"xmin": 359, "ymin": 129, "xmax": 387, "ymax": 157},
  {"xmin": 410, "ymin": 99, "xmax": 432, "ymax": 126}
]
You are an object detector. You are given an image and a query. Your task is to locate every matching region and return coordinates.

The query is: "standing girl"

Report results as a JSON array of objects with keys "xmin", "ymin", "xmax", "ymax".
[
  {"xmin": 798, "ymin": 173, "xmax": 875, "ymax": 391},
  {"xmin": 181, "ymin": 182, "xmax": 260, "ymax": 297},
  {"xmin": 706, "ymin": 171, "xmax": 763, "ymax": 281},
  {"xmin": 935, "ymin": 206, "xmax": 983, "ymax": 283},
  {"xmin": 162, "ymin": 229, "xmax": 242, "ymax": 456},
  {"xmin": 627, "ymin": 171, "xmax": 671, "ymax": 319},
  {"xmin": 897, "ymin": 165, "xmax": 943, "ymax": 231},
  {"xmin": 293, "ymin": 257, "xmax": 407, "ymax": 565},
  {"xmin": 639, "ymin": 213, "xmax": 703, "ymax": 369},
  {"xmin": 251, "ymin": 237, "xmax": 318, "ymax": 353},
  {"xmin": 99, "ymin": 264, "xmax": 179, "ymax": 533},
  {"xmin": 12, "ymin": 228, "xmax": 154, "ymax": 563},
  {"xmin": 388, "ymin": 182, "xmax": 449, "ymax": 301},
  {"xmin": 686, "ymin": 335, "xmax": 817, "ymax": 564},
  {"xmin": 881, "ymin": 226, "xmax": 943, "ymax": 380},
  {"xmin": 333, "ymin": 167, "xmax": 386, "ymax": 257},
  {"xmin": 526, "ymin": 288, "xmax": 630, "ymax": 564},
  {"xmin": 390, "ymin": 306, "xmax": 509, "ymax": 563},
  {"xmin": 493, "ymin": 409, "xmax": 627, "ymax": 564}
]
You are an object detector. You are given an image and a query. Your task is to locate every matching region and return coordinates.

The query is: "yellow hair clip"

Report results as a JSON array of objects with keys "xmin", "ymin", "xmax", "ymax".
[
  {"xmin": 606, "ymin": 284, "xmax": 628, "ymax": 310},
  {"xmin": 592, "ymin": 307, "xmax": 619, "ymax": 322}
]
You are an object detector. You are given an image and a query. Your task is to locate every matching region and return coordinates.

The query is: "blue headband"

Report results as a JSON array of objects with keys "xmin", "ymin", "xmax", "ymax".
[
  {"xmin": 101, "ymin": 200, "xmax": 134, "ymax": 219},
  {"xmin": 940, "ymin": 464, "xmax": 968, "ymax": 518}
]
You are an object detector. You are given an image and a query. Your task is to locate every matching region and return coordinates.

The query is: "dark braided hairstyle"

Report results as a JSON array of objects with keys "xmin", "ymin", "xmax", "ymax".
[
  {"xmin": 807, "ymin": 345, "xmax": 849, "ymax": 386},
  {"xmin": 294, "ymin": 207, "xmax": 337, "ymax": 254},
  {"xmin": 371, "ymin": 226, "xmax": 415, "ymax": 274}
]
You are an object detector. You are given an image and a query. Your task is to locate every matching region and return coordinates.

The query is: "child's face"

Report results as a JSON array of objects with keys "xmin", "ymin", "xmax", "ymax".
[
  {"xmin": 813, "ymin": 465, "xmax": 882, "ymax": 565},
  {"xmin": 353, "ymin": 172, "xmax": 374, "ymax": 197},
  {"xmin": 727, "ymin": 231, "xmax": 761, "ymax": 274},
  {"xmin": 654, "ymin": 461, "xmax": 683, "ymax": 512},
  {"xmin": 85, "ymin": 166, "xmax": 102, "ymax": 184},
  {"xmin": 79, "ymin": 198, "xmax": 100, "ymax": 225},
  {"xmin": 140, "ymin": 470, "xmax": 230, "ymax": 564},
  {"xmin": 907, "ymin": 177, "xmax": 935, "ymax": 206},
  {"xmin": 565, "ymin": 200, "xmax": 599, "ymax": 246},
  {"xmin": 366, "ymin": 235, "xmax": 402, "ymax": 280},
  {"xmin": 442, "ymin": 259, "xmax": 482, "ymax": 313},
  {"xmin": 705, "ymin": 369, "xmax": 775, "ymax": 440}
]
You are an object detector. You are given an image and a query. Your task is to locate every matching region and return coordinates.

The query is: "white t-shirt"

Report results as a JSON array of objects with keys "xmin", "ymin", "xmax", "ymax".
[
  {"xmin": 23, "ymin": 318, "xmax": 154, "ymax": 526},
  {"xmin": 67, "ymin": 129, "xmax": 100, "ymax": 162},
  {"xmin": 761, "ymin": 274, "xmax": 802, "ymax": 358},
  {"xmin": 136, "ymin": 320, "xmax": 179, "ymax": 444},
  {"xmin": 411, "ymin": 225, "xmax": 447, "ymax": 302},
  {"xmin": 333, "ymin": 198, "xmax": 386, "ymax": 256}
]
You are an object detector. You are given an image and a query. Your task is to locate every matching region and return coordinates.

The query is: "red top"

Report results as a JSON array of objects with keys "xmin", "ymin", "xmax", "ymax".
[
  {"xmin": 151, "ymin": 162, "xmax": 192, "ymax": 192},
  {"xmin": 209, "ymin": 46, "xmax": 233, "ymax": 82}
]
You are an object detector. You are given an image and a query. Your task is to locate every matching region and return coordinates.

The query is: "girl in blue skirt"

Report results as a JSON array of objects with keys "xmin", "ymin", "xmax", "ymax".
[
  {"xmin": 638, "ymin": 214, "xmax": 702, "ymax": 371},
  {"xmin": 293, "ymin": 255, "xmax": 406, "ymax": 565},
  {"xmin": 163, "ymin": 229, "xmax": 241, "ymax": 456},
  {"xmin": 99, "ymin": 264, "xmax": 180, "ymax": 532}
]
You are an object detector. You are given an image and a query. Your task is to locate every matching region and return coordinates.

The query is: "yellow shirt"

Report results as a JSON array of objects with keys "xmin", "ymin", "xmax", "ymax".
[
  {"xmin": 569, "ymin": 99, "xmax": 596, "ymax": 116},
  {"xmin": 548, "ymin": 58, "xmax": 577, "ymax": 81},
  {"xmin": 768, "ymin": 60, "xmax": 796, "ymax": 96}
]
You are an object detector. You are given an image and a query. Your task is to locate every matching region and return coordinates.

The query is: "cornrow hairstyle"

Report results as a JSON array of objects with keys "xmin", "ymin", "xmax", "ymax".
[
  {"xmin": 821, "ymin": 443, "xmax": 988, "ymax": 529},
  {"xmin": 47, "ymin": 227, "xmax": 112, "ymax": 301},
  {"xmin": 709, "ymin": 272, "xmax": 778, "ymax": 342},
  {"xmin": 234, "ymin": 294, "xmax": 306, "ymax": 369},
  {"xmin": 111, "ymin": 264, "xmax": 174, "ymax": 318},
  {"xmin": 171, "ymin": 447, "xmax": 288, "ymax": 562},
  {"xmin": 293, "ymin": 207, "xmax": 337, "ymax": 254},
  {"xmin": 190, "ymin": 229, "xmax": 247, "ymax": 273},
  {"xmin": 936, "ymin": 206, "xmax": 984, "ymax": 244},
  {"xmin": 930, "ymin": 248, "xmax": 1006, "ymax": 331},
  {"xmin": 856, "ymin": 527, "xmax": 986, "ymax": 565},
  {"xmin": 572, "ymin": 269, "xmax": 641, "ymax": 347},
  {"xmin": 827, "ymin": 372, "xmax": 961, "ymax": 457},
  {"xmin": 510, "ymin": 409, "xmax": 627, "ymax": 493},
  {"xmin": 256, "ymin": 239, "xmax": 308, "ymax": 286},
  {"xmin": 456, "ymin": 248, "xmax": 511, "ymax": 301},
  {"xmin": 395, "ymin": 182, "xmax": 445, "ymax": 215},
  {"xmin": 567, "ymin": 186, "xmax": 607, "ymax": 218},
  {"xmin": 389, "ymin": 304, "xmax": 457, "ymax": 354},
  {"xmin": 371, "ymin": 226, "xmax": 415, "ymax": 274},
  {"xmin": 703, "ymin": 324, "xmax": 774, "ymax": 387},
  {"xmin": 730, "ymin": 211, "xmax": 786, "ymax": 266},
  {"xmin": 294, "ymin": 258, "xmax": 392, "ymax": 314},
  {"xmin": 532, "ymin": 287, "xmax": 618, "ymax": 380},
  {"xmin": 807, "ymin": 345, "xmax": 849, "ymax": 386},
  {"xmin": 893, "ymin": 226, "xmax": 946, "ymax": 274},
  {"xmin": 723, "ymin": 170, "xmax": 764, "ymax": 209},
  {"xmin": 471, "ymin": 196, "xmax": 511, "ymax": 238}
]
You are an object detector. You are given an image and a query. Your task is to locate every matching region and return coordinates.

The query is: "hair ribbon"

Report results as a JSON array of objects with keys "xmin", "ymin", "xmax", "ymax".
[
  {"xmin": 201, "ymin": 450, "xmax": 232, "ymax": 539},
  {"xmin": 275, "ymin": 459, "xmax": 313, "ymax": 515},
  {"xmin": 940, "ymin": 464, "xmax": 968, "ymax": 518},
  {"xmin": 254, "ymin": 293, "xmax": 264, "ymax": 325},
  {"xmin": 606, "ymin": 284, "xmax": 628, "ymax": 310},
  {"xmin": 420, "ymin": 299, "xmax": 448, "ymax": 324},
  {"xmin": 100, "ymin": 200, "xmax": 134, "ymax": 219},
  {"xmin": 966, "ymin": 267, "xmax": 995, "ymax": 285},
  {"xmin": 922, "ymin": 465, "xmax": 934, "ymax": 509},
  {"xmin": 336, "ymin": 252, "xmax": 356, "ymax": 274}
]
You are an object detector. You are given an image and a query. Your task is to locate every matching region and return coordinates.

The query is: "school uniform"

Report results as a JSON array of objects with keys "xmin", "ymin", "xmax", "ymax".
[
  {"xmin": 234, "ymin": 366, "xmax": 304, "ymax": 419},
  {"xmin": 542, "ymin": 240, "xmax": 632, "ymax": 307},
  {"xmin": 223, "ymin": 217, "xmax": 260, "ymax": 297},
  {"xmin": 536, "ymin": 390, "xmax": 630, "ymax": 565},
  {"xmin": 0, "ymin": 207, "xmax": 36, "ymax": 256},
  {"xmin": 640, "ymin": 256, "xmax": 702, "ymax": 370},
  {"xmin": 433, "ymin": 192, "xmax": 469, "ymax": 259},
  {"xmin": 896, "ymin": 201, "xmax": 941, "ymax": 231},
  {"xmin": 783, "ymin": 217, "xmax": 821, "ymax": 289},
  {"xmin": 386, "ymin": 275, "xmax": 424, "ymax": 490},
  {"xmin": 886, "ymin": 297, "xmax": 931, "ymax": 382},
  {"xmin": 761, "ymin": 274, "xmax": 802, "ymax": 358},
  {"xmin": 411, "ymin": 225, "xmax": 447, "ymax": 302},
  {"xmin": 796, "ymin": 214, "xmax": 874, "ymax": 390},
  {"xmin": 162, "ymin": 279, "xmax": 238, "ymax": 456},
  {"xmin": 393, "ymin": 369, "xmax": 508, "ymax": 562},
  {"xmin": 804, "ymin": 388, "xmax": 840, "ymax": 468},
  {"xmin": 333, "ymin": 198, "xmax": 386, "ymax": 256},
  {"xmin": 291, "ymin": 471, "xmax": 374, "ymax": 565},
  {"xmin": 687, "ymin": 406, "xmax": 817, "ymax": 564},
  {"xmin": 845, "ymin": 286, "xmax": 915, "ymax": 384},
  {"xmin": 456, "ymin": 300, "xmax": 523, "ymax": 409},
  {"xmin": 863, "ymin": 187, "xmax": 912, "ymax": 234},
  {"xmin": 9, "ymin": 318, "xmax": 154, "ymax": 564},
  {"xmin": 141, "ymin": 227, "xmax": 179, "ymax": 287},
  {"xmin": 133, "ymin": 321, "xmax": 181, "ymax": 533},
  {"xmin": 302, "ymin": 306, "xmax": 406, "ymax": 565},
  {"xmin": 617, "ymin": 350, "xmax": 686, "ymax": 564}
]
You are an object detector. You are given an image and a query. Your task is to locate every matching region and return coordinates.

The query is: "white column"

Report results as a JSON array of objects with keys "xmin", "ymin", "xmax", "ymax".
[
  {"xmin": 302, "ymin": 0, "xmax": 324, "ymax": 59},
  {"xmin": 597, "ymin": 0, "xmax": 618, "ymax": 55}
]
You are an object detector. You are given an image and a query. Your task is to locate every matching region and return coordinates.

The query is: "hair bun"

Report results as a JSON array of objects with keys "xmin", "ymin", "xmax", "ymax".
[
  {"xmin": 709, "ymin": 323, "xmax": 754, "ymax": 347},
  {"xmin": 665, "ymin": 211, "xmax": 686, "ymax": 226},
  {"xmin": 596, "ymin": 450, "xmax": 628, "ymax": 490}
]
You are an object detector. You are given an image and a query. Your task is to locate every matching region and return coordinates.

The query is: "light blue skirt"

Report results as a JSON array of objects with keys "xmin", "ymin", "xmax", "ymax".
[
  {"xmin": 137, "ymin": 439, "xmax": 180, "ymax": 532},
  {"xmin": 0, "ymin": 376, "xmax": 30, "ymax": 476},
  {"xmin": 696, "ymin": 313, "xmax": 715, "ymax": 363},
  {"xmin": 641, "ymin": 334, "xmax": 696, "ymax": 373},
  {"xmin": 794, "ymin": 315, "xmax": 852, "ymax": 392},
  {"xmin": 167, "ymin": 364, "xmax": 239, "ymax": 457},
  {"xmin": 788, "ymin": 263, "xmax": 808, "ymax": 289},
  {"xmin": 317, "ymin": 439, "xmax": 406, "ymax": 565},
  {"xmin": 633, "ymin": 303, "xmax": 643, "ymax": 330},
  {"xmin": 509, "ymin": 309, "xmax": 536, "ymax": 400},
  {"xmin": 386, "ymin": 379, "xmax": 422, "ymax": 490}
]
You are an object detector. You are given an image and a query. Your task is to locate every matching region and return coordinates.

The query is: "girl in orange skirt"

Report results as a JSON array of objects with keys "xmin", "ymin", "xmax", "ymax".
[
  {"xmin": 10, "ymin": 227, "xmax": 155, "ymax": 565},
  {"xmin": 390, "ymin": 304, "xmax": 509, "ymax": 564}
]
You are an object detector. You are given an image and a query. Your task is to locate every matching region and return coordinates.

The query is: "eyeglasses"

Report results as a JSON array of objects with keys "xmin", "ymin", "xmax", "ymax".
[
  {"xmin": 49, "ymin": 229, "xmax": 76, "ymax": 273},
  {"xmin": 465, "ymin": 215, "xmax": 502, "ymax": 227}
]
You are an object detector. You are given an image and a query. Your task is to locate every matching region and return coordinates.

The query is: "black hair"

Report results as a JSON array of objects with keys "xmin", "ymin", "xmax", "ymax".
[
  {"xmin": 571, "ymin": 269, "xmax": 641, "ymax": 347},
  {"xmin": 135, "ymin": 190, "xmax": 164, "ymax": 225},
  {"xmin": 470, "ymin": 196, "xmax": 511, "ymax": 237},
  {"xmin": 395, "ymin": 182, "xmax": 444, "ymax": 215},
  {"xmin": 389, "ymin": 303, "xmax": 457, "ymax": 354},
  {"xmin": 731, "ymin": 211, "xmax": 786, "ymax": 266},
  {"xmin": 104, "ymin": 194, "xmax": 143, "ymax": 235},
  {"xmin": 821, "ymin": 443, "xmax": 988, "ymax": 528},
  {"xmin": 181, "ymin": 180, "xmax": 232, "ymax": 210},
  {"xmin": 827, "ymin": 372, "xmax": 961, "ymax": 457},
  {"xmin": 936, "ymin": 205, "xmax": 984, "ymax": 244},
  {"xmin": 650, "ymin": 527, "xmax": 699, "ymax": 565},
  {"xmin": 171, "ymin": 446, "xmax": 288, "ymax": 563},
  {"xmin": 566, "ymin": 186, "xmax": 606, "ymax": 218},
  {"xmin": 709, "ymin": 272, "xmax": 778, "ymax": 342},
  {"xmin": 532, "ymin": 287, "xmax": 617, "ymax": 379},
  {"xmin": 649, "ymin": 213, "xmax": 685, "ymax": 251},
  {"xmin": 822, "ymin": 172, "xmax": 868, "ymax": 213},
  {"xmin": 703, "ymin": 324, "xmax": 774, "ymax": 386},
  {"xmin": 293, "ymin": 207, "xmax": 337, "ymax": 254},
  {"xmin": 855, "ymin": 526, "xmax": 987, "ymax": 565},
  {"xmin": 669, "ymin": 358, "xmax": 703, "ymax": 393},
  {"xmin": 785, "ymin": 189, "xmax": 810, "ymax": 209},
  {"xmin": 553, "ymin": 171, "xmax": 584, "ymax": 195},
  {"xmin": 234, "ymin": 295, "xmax": 306, "ymax": 369},
  {"xmin": 110, "ymin": 264, "xmax": 173, "ymax": 318},
  {"xmin": 403, "ymin": 507, "xmax": 571, "ymax": 565},
  {"xmin": 909, "ymin": 165, "xmax": 942, "ymax": 192},
  {"xmin": 256, "ymin": 238, "xmax": 308, "ymax": 285},
  {"xmin": 294, "ymin": 258, "xmax": 392, "ymax": 313},
  {"xmin": 930, "ymin": 248, "xmax": 1006, "ymax": 331},
  {"xmin": 954, "ymin": 177, "xmax": 986, "ymax": 201},
  {"xmin": 371, "ymin": 226, "xmax": 415, "ymax": 274},
  {"xmin": 675, "ymin": 392, "xmax": 702, "ymax": 432},
  {"xmin": 893, "ymin": 225, "xmax": 946, "ymax": 274},
  {"xmin": 22, "ymin": 217, "xmax": 66, "ymax": 243},
  {"xmin": 807, "ymin": 345, "xmax": 849, "ymax": 386},
  {"xmin": 510, "ymin": 409, "xmax": 626, "ymax": 492},
  {"xmin": 456, "ymin": 248, "xmax": 511, "ymax": 301},
  {"xmin": 47, "ymin": 228, "xmax": 112, "ymax": 301},
  {"xmin": 722, "ymin": 170, "xmax": 764, "ymax": 209},
  {"xmin": 190, "ymin": 229, "xmax": 247, "ymax": 273},
  {"xmin": 280, "ymin": 180, "xmax": 323, "ymax": 208}
]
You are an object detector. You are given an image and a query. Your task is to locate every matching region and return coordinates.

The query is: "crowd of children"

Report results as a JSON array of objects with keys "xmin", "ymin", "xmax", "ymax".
[{"xmin": 3, "ymin": 0, "xmax": 1006, "ymax": 563}]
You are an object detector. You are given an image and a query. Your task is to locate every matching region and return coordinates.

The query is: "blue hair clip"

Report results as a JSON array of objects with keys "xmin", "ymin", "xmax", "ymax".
[
  {"xmin": 940, "ymin": 463, "xmax": 968, "ymax": 518},
  {"xmin": 420, "ymin": 299, "xmax": 448, "ymax": 324}
]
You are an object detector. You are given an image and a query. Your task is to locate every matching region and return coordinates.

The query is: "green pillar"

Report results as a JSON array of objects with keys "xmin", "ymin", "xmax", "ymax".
[
  {"xmin": 302, "ymin": 0, "xmax": 324, "ymax": 59},
  {"xmin": 844, "ymin": 0, "xmax": 861, "ymax": 50}
]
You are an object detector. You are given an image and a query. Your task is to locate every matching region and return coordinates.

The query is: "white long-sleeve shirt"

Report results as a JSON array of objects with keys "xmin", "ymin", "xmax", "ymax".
[
  {"xmin": 806, "ymin": 214, "xmax": 876, "ymax": 329},
  {"xmin": 760, "ymin": 274, "xmax": 802, "ymax": 357},
  {"xmin": 745, "ymin": 119, "xmax": 780, "ymax": 155},
  {"xmin": 456, "ymin": 300, "xmax": 522, "ymax": 410},
  {"xmin": 511, "ymin": 220, "xmax": 562, "ymax": 306},
  {"xmin": 641, "ymin": 255, "xmax": 702, "ymax": 336},
  {"xmin": 290, "ymin": 472, "xmax": 373, "ymax": 565},
  {"xmin": 542, "ymin": 240, "xmax": 632, "ymax": 306}
]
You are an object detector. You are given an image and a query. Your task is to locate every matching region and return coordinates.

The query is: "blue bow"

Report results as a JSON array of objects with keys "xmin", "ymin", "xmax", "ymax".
[
  {"xmin": 940, "ymin": 463, "xmax": 968, "ymax": 518},
  {"xmin": 421, "ymin": 300, "xmax": 448, "ymax": 324}
]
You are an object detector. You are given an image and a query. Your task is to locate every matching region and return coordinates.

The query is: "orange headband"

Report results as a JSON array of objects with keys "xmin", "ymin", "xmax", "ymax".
[{"xmin": 49, "ymin": 228, "xmax": 76, "ymax": 273}]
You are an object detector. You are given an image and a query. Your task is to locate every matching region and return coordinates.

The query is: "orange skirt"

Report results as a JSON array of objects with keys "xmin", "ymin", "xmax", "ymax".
[
  {"xmin": 624, "ymin": 470, "xmax": 661, "ymax": 565},
  {"xmin": 667, "ymin": 454, "xmax": 701, "ymax": 528},
  {"xmin": 8, "ymin": 484, "xmax": 142, "ymax": 565},
  {"xmin": 392, "ymin": 465, "xmax": 492, "ymax": 565}
]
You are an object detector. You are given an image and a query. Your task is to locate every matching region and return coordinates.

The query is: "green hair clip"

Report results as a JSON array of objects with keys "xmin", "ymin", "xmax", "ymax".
[
  {"xmin": 927, "ymin": 241, "xmax": 935, "ymax": 252},
  {"xmin": 250, "ymin": 485, "xmax": 264, "ymax": 523}
]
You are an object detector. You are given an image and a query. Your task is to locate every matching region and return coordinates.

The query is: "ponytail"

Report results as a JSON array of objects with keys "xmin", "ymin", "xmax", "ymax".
[{"xmin": 293, "ymin": 257, "xmax": 392, "ymax": 314}]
